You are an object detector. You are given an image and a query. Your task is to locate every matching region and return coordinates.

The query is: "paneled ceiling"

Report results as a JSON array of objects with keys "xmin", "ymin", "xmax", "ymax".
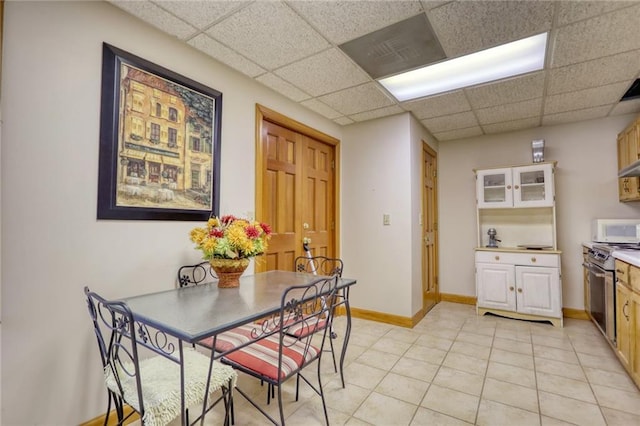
[{"xmin": 109, "ymin": 0, "xmax": 640, "ymax": 141}]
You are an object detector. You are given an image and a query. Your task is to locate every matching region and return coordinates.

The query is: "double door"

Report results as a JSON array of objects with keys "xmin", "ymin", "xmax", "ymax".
[
  {"xmin": 476, "ymin": 163, "xmax": 554, "ymax": 208},
  {"xmin": 256, "ymin": 114, "xmax": 337, "ymax": 271}
]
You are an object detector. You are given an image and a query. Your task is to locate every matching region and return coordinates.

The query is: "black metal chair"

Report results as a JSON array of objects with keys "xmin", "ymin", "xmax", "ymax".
[
  {"xmin": 221, "ymin": 275, "xmax": 340, "ymax": 425},
  {"xmin": 177, "ymin": 261, "xmax": 217, "ymax": 287},
  {"xmin": 294, "ymin": 256, "xmax": 345, "ymax": 373},
  {"xmin": 84, "ymin": 286, "xmax": 236, "ymax": 426}
]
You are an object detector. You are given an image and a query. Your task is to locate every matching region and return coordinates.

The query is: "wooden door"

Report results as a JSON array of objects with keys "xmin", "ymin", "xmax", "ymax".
[
  {"xmin": 256, "ymin": 106, "xmax": 338, "ymax": 272},
  {"xmin": 422, "ymin": 144, "xmax": 438, "ymax": 313},
  {"xmin": 515, "ymin": 265, "xmax": 561, "ymax": 317},
  {"xmin": 617, "ymin": 282, "xmax": 632, "ymax": 367},
  {"xmin": 302, "ymin": 136, "xmax": 335, "ymax": 257},
  {"xmin": 476, "ymin": 263, "xmax": 516, "ymax": 311},
  {"xmin": 260, "ymin": 120, "xmax": 303, "ymax": 271}
]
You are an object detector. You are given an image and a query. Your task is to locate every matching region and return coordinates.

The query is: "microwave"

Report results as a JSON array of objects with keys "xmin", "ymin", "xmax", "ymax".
[{"xmin": 592, "ymin": 219, "xmax": 640, "ymax": 243}]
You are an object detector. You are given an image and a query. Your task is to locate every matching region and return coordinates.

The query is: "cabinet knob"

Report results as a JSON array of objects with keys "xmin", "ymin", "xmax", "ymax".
[
  {"xmin": 494, "ymin": 256, "xmax": 500, "ymax": 261},
  {"xmin": 514, "ymin": 185, "xmax": 520, "ymax": 190},
  {"xmin": 531, "ymin": 257, "xmax": 537, "ymax": 263},
  {"xmin": 517, "ymin": 288, "xmax": 523, "ymax": 293},
  {"xmin": 509, "ymin": 286, "xmax": 514, "ymax": 291},
  {"xmin": 507, "ymin": 185, "xmax": 512, "ymax": 190}
]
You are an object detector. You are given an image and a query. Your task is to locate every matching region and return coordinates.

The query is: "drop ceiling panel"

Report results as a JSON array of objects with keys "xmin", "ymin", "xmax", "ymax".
[
  {"xmin": 546, "ymin": 51, "xmax": 640, "ymax": 96},
  {"xmin": 287, "ymin": 0, "xmax": 424, "ymax": 44},
  {"xmin": 432, "ymin": 126, "xmax": 483, "ymax": 142},
  {"xmin": 317, "ymin": 83, "xmax": 396, "ymax": 115},
  {"xmin": 476, "ymin": 98, "xmax": 543, "ymax": 125},
  {"xmin": 274, "ymin": 49, "xmax": 370, "ymax": 97},
  {"xmin": 552, "ymin": 4, "xmax": 640, "ymax": 68},
  {"xmin": 401, "ymin": 91, "xmax": 471, "ymax": 119},
  {"xmin": 256, "ymin": 73, "xmax": 310, "ymax": 102},
  {"xmin": 188, "ymin": 34, "xmax": 265, "ymax": 78},
  {"xmin": 544, "ymin": 83, "xmax": 629, "ymax": 115},
  {"xmin": 349, "ymin": 106, "xmax": 405, "ymax": 122},
  {"xmin": 111, "ymin": 1, "xmax": 197, "ymax": 39},
  {"xmin": 422, "ymin": 111, "xmax": 478, "ymax": 133},
  {"xmin": 300, "ymin": 99, "xmax": 342, "ymax": 120},
  {"xmin": 427, "ymin": 1, "xmax": 553, "ymax": 57},
  {"xmin": 542, "ymin": 106, "xmax": 612, "ymax": 127},
  {"xmin": 206, "ymin": 1, "xmax": 330, "ymax": 69},
  {"xmin": 555, "ymin": 1, "xmax": 636, "ymax": 26},
  {"xmin": 465, "ymin": 73, "xmax": 545, "ymax": 110},
  {"xmin": 155, "ymin": 0, "xmax": 251, "ymax": 30},
  {"xmin": 482, "ymin": 117, "xmax": 541, "ymax": 135}
]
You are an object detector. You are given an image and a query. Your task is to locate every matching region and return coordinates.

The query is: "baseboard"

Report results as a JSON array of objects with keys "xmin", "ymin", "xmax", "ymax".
[
  {"xmin": 563, "ymin": 307, "xmax": 589, "ymax": 320},
  {"xmin": 349, "ymin": 307, "xmax": 414, "ymax": 328},
  {"xmin": 80, "ymin": 406, "xmax": 138, "ymax": 426},
  {"xmin": 440, "ymin": 293, "xmax": 476, "ymax": 305}
]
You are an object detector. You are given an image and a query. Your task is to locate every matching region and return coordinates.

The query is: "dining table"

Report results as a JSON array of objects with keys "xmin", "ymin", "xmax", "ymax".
[{"xmin": 121, "ymin": 270, "xmax": 357, "ymax": 425}]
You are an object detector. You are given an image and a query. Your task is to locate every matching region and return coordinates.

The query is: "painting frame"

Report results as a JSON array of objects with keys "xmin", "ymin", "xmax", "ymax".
[{"xmin": 97, "ymin": 43, "xmax": 221, "ymax": 221}]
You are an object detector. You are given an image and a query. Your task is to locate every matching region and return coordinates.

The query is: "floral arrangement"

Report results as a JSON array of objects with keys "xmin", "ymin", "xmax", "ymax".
[{"xmin": 190, "ymin": 215, "xmax": 272, "ymax": 260}]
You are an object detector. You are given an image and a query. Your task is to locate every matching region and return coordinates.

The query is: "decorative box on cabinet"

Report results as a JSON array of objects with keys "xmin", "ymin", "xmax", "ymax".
[{"xmin": 476, "ymin": 250, "xmax": 563, "ymax": 327}]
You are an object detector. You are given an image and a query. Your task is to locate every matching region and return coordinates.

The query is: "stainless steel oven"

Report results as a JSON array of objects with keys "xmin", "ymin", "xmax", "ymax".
[{"xmin": 584, "ymin": 256, "xmax": 615, "ymax": 343}]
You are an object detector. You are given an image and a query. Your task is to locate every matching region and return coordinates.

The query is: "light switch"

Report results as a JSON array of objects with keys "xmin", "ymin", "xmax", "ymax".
[{"xmin": 383, "ymin": 214, "xmax": 391, "ymax": 226}]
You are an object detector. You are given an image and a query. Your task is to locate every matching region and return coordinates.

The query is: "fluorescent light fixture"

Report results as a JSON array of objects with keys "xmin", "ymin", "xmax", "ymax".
[{"xmin": 379, "ymin": 32, "xmax": 548, "ymax": 102}]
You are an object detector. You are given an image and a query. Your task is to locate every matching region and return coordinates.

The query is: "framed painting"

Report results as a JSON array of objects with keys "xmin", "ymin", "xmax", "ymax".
[{"xmin": 97, "ymin": 43, "xmax": 221, "ymax": 220}]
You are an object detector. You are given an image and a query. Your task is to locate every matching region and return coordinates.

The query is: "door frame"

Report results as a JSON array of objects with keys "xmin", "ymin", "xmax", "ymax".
[
  {"xmin": 254, "ymin": 104, "xmax": 341, "ymax": 271},
  {"xmin": 422, "ymin": 142, "xmax": 439, "ymax": 313}
]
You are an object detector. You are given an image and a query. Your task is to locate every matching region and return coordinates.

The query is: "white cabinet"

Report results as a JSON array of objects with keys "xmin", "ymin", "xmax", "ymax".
[
  {"xmin": 475, "ymin": 242, "xmax": 562, "ymax": 326},
  {"xmin": 476, "ymin": 163, "xmax": 554, "ymax": 208}
]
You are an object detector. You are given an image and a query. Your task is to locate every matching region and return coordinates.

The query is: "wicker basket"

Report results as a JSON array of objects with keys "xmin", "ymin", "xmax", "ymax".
[{"xmin": 209, "ymin": 258, "xmax": 250, "ymax": 288}]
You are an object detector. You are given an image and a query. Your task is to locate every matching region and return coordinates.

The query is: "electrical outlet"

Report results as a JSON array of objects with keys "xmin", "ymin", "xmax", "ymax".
[{"xmin": 383, "ymin": 214, "xmax": 391, "ymax": 226}]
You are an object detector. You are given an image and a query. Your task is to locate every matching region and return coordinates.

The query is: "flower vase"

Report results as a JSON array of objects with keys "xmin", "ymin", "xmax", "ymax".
[{"xmin": 210, "ymin": 258, "xmax": 250, "ymax": 288}]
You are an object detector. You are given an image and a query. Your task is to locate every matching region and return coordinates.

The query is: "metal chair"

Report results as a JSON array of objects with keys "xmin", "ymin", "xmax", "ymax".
[
  {"xmin": 221, "ymin": 275, "xmax": 340, "ymax": 425},
  {"xmin": 177, "ymin": 261, "xmax": 216, "ymax": 287},
  {"xmin": 294, "ymin": 256, "xmax": 344, "ymax": 373},
  {"xmin": 84, "ymin": 287, "xmax": 236, "ymax": 426}
]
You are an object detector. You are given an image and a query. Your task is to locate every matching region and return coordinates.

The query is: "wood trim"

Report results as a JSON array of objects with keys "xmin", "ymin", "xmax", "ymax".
[
  {"xmin": 349, "ymin": 307, "xmax": 414, "ymax": 328},
  {"xmin": 254, "ymin": 104, "xmax": 342, "ymax": 264},
  {"xmin": 563, "ymin": 307, "xmax": 589, "ymax": 320},
  {"xmin": 80, "ymin": 407, "xmax": 138, "ymax": 426},
  {"xmin": 440, "ymin": 293, "xmax": 476, "ymax": 305}
]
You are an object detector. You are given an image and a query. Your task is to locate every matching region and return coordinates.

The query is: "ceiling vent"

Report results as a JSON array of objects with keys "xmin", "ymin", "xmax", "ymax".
[
  {"xmin": 339, "ymin": 14, "xmax": 446, "ymax": 80},
  {"xmin": 621, "ymin": 78, "xmax": 640, "ymax": 102}
]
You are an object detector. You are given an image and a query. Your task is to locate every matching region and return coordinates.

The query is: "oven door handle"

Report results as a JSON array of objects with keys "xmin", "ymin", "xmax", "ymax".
[{"xmin": 584, "ymin": 262, "xmax": 606, "ymax": 278}]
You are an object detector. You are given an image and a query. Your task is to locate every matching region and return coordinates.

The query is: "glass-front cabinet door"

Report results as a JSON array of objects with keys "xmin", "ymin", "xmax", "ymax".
[
  {"xmin": 476, "ymin": 168, "xmax": 513, "ymax": 208},
  {"xmin": 513, "ymin": 163, "xmax": 554, "ymax": 207}
]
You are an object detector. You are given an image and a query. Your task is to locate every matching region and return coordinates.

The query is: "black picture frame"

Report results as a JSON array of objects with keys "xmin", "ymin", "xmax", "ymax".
[{"xmin": 97, "ymin": 43, "xmax": 221, "ymax": 220}]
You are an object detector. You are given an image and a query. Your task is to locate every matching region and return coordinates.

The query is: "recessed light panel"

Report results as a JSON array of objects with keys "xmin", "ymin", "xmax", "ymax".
[{"xmin": 379, "ymin": 32, "xmax": 548, "ymax": 102}]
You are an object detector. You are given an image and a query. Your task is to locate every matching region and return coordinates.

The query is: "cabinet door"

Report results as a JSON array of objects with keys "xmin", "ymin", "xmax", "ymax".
[
  {"xmin": 515, "ymin": 266, "xmax": 561, "ymax": 318},
  {"xmin": 617, "ymin": 282, "xmax": 632, "ymax": 368},
  {"xmin": 631, "ymin": 290, "xmax": 640, "ymax": 385},
  {"xmin": 476, "ymin": 262, "xmax": 516, "ymax": 310},
  {"xmin": 476, "ymin": 168, "xmax": 513, "ymax": 208},
  {"xmin": 513, "ymin": 164, "xmax": 554, "ymax": 207}
]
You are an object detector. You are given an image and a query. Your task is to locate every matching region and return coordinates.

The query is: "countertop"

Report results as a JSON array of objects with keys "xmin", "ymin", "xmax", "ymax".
[
  {"xmin": 475, "ymin": 247, "xmax": 562, "ymax": 254},
  {"xmin": 582, "ymin": 241, "xmax": 595, "ymax": 249},
  {"xmin": 613, "ymin": 250, "xmax": 640, "ymax": 268}
]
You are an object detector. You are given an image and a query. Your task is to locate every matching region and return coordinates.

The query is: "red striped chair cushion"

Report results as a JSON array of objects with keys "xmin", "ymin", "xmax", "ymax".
[
  {"xmin": 223, "ymin": 335, "xmax": 319, "ymax": 381},
  {"xmin": 198, "ymin": 324, "xmax": 261, "ymax": 353},
  {"xmin": 286, "ymin": 316, "xmax": 327, "ymax": 338}
]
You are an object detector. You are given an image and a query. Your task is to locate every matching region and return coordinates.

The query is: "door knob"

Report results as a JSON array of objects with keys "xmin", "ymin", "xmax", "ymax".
[
  {"xmin": 303, "ymin": 222, "xmax": 310, "ymax": 229},
  {"xmin": 517, "ymin": 288, "xmax": 523, "ymax": 293},
  {"xmin": 303, "ymin": 237, "xmax": 312, "ymax": 244},
  {"xmin": 509, "ymin": 286, "xmax": 514, "ymax": 291}
]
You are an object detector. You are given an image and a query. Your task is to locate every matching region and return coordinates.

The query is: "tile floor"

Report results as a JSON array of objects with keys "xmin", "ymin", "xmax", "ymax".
[{"xmin": 170, "ymin": 302, "xmax": 640, "ymax": 425}]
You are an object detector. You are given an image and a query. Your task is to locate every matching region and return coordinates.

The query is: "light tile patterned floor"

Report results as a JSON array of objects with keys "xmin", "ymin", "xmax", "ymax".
[{"xmin": 172, "ymin": 302, "xmax": 640, "ymax": 425}]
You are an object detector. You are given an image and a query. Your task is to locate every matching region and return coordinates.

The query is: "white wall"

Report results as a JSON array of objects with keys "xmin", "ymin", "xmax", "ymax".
[
  {"xmin": 1, "ymin": 2, "xmax": 342, "ymax": 424},
  {"xmin": 439, "ymin": 114, "xmax": 640, "ymax": 309},
  {"xmin": 342, "ymin": 113, "xmax": 414, "ymax": 317}
]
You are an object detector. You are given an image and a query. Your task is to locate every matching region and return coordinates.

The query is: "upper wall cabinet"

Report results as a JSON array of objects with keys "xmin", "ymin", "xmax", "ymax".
[
  {"xmin": 617, "ymin": 117, "xmax": 640, "ymax": 202},
  {"xmin": 476, "ymin": 163, "xmax": 554, "ymax": 208}
]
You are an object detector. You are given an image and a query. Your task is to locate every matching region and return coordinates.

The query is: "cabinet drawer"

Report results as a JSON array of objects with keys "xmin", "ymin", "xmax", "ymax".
[
  {"xmin": 476, "ymin": 251, "xmax": 559, "ymax": 267},
  {"xmin": 616, "ymin": 260, "xmax": 630, "ymax": 284}
]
